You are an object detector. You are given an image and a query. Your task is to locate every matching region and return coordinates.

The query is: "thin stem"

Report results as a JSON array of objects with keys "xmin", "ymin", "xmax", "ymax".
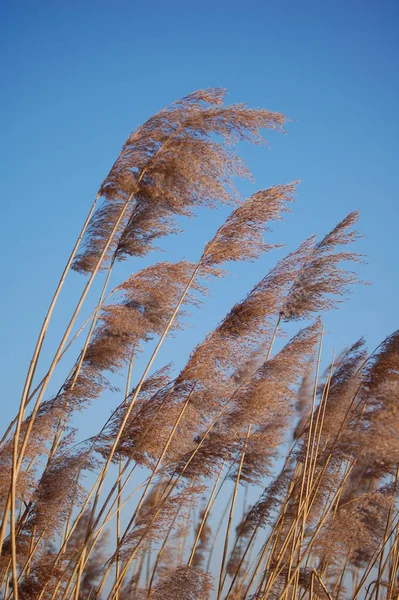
[
  {"xmin": 187, "ymin": 460, "xmax": 226, "ymax": 566},
  {"xmin": 115, "ymin": 353, "xmax": 135, "ymax": 600},
  {"xmin": 266, "ymin": 312, "xmax": 282, "ymax": 360},
  {"xmin": 217, "ymin": 424, "xmax": 252, "ymax": 600},
  {"xmin": 206, "ymin": 491, "xmax": 234, "ymax": 573}
]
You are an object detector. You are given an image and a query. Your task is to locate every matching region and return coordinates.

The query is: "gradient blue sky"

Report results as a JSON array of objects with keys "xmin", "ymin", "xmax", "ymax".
[{"xmin": 1, "ymin": 0, "xmax": 398, "ymax": 438}]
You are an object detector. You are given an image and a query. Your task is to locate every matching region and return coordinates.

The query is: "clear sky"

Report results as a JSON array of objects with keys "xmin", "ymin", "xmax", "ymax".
[{"xmin": 1, "ymin": 0, "xmax": 398, "ymax": 438}]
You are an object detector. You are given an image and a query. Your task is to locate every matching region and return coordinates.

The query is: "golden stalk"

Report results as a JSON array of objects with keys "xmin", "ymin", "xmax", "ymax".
[
  {"xmin": 217, "ymin": 423, "xmax": 252, "ymax": 600},
  {"xmin": 115, "ymin": 352, "xmax": 135, "ymax": 600},
  {"xmin": 187, "ymin": 460, "xmax": 226, "ymax": 566}
]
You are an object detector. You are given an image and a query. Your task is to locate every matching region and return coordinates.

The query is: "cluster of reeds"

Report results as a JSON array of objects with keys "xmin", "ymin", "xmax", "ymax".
[{"xmin": 1, "ymin": 88, "xmax": 398, "ymax": 600}]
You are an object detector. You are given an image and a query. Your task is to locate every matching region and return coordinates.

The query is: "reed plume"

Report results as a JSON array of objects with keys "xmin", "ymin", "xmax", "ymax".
[
  {"xmin": 150, "ymin": 565, "xmax": 213, "ymax": 600},
  {"xmin": 282, "ymin": 211, "xmax": 363, "ymax": 321},
  {"xmin": 72, "ymin": 88, "xmax": 286, "ymax": 274}
]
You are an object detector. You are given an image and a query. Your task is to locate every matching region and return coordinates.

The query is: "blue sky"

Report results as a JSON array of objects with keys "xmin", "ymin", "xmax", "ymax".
[{"xmin": 1, "ymin": 0, "xmax": 398, "ymax": 439}]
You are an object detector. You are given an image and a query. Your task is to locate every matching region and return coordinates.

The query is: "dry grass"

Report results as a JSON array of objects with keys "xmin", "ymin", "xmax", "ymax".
[{"xmin": 1, "ymin": 88, "xmax": 398, "ymax": 600}]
